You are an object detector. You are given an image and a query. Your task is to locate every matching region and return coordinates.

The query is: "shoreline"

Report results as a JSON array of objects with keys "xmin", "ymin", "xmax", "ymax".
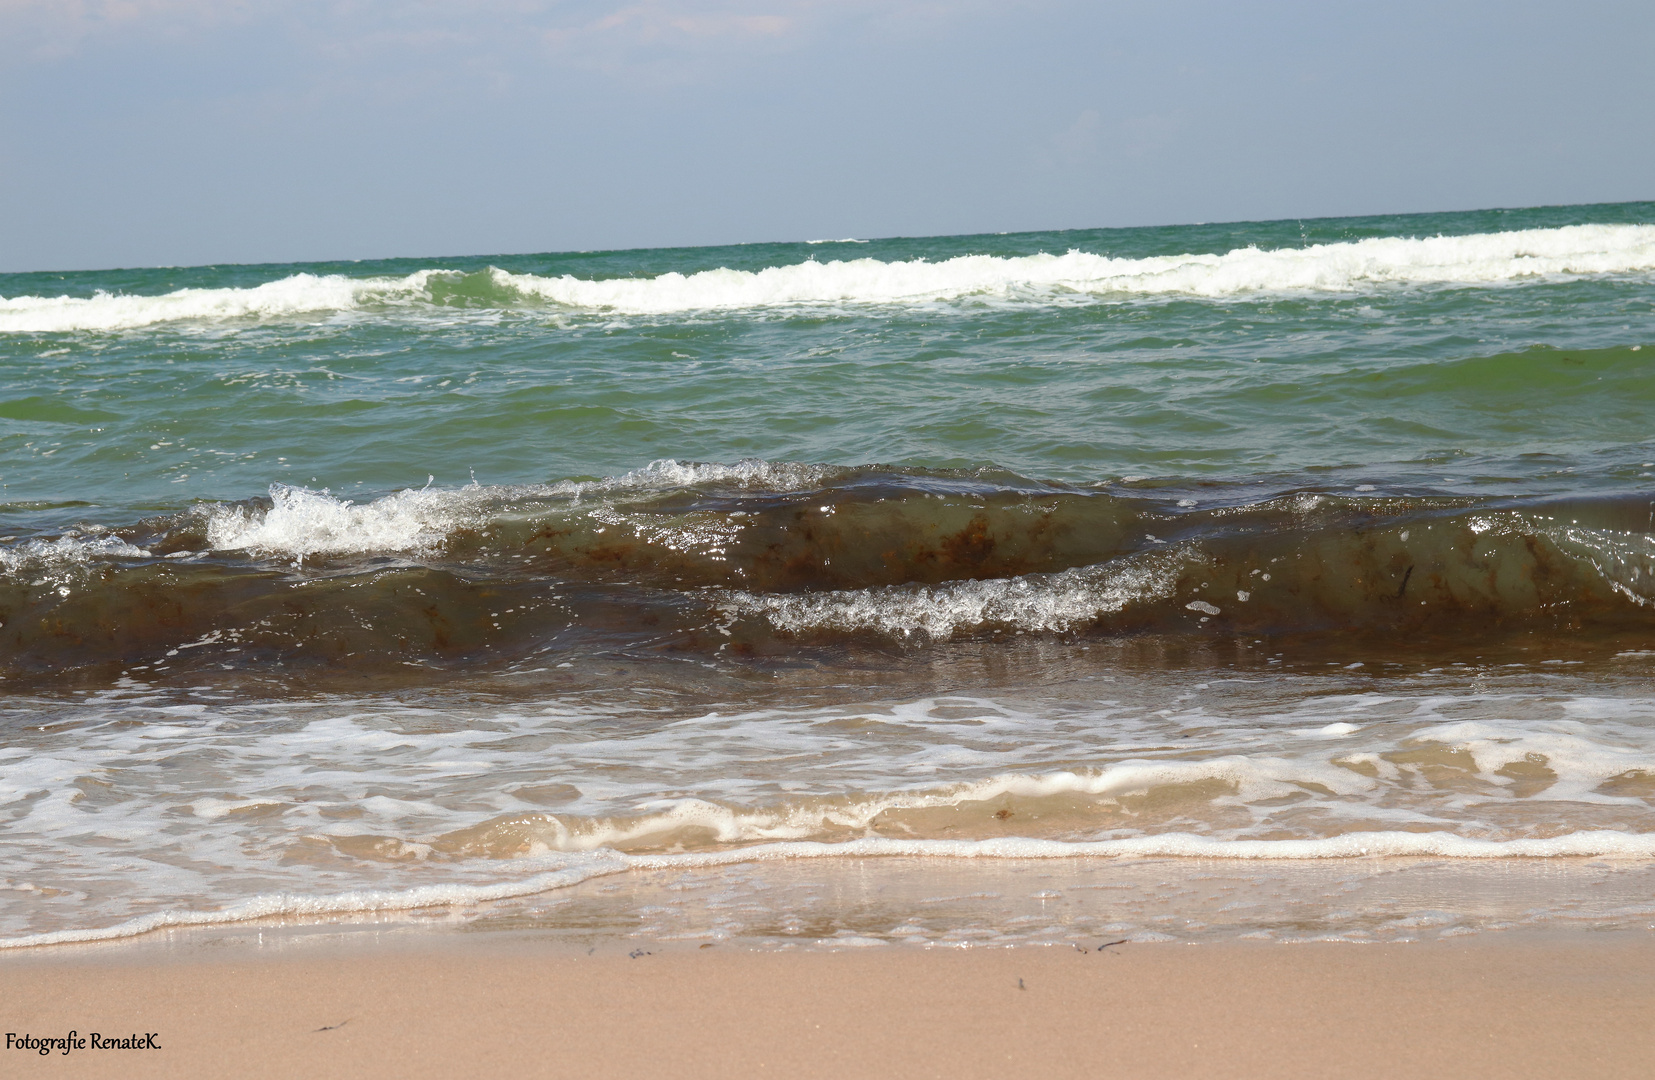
[
  {"xmin": 5, "ymin": 925, "xmax": 1654, "ymax": 1079},
  {"xmin": 11, "ymin": 851, "xmax": 1655, "ymax": 953}
]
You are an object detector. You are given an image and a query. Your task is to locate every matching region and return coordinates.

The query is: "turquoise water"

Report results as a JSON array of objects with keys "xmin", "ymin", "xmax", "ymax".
[{"xmin": 5, "ymin": 202, "xmax": 1655, "ymax": 949}]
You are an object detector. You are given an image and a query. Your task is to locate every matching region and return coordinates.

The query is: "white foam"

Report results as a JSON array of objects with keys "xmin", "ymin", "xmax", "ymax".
[
  {"xmin": 0, "ymin": 862, "xmax": 620, "ymax": 950},
  {"xmin": 7, "ymin": 224, "xmax": 1653, "ymax": 331},
  {"xmin": 493, "ymin": 223, "xmax": 1655, "ymax": 312},
  {"xmin": 202, "ymin": 483, "xmax": 473, "ymax": 560},
  {"xmin": 8, "ymin": 689, "xmax": 1655, "ymax": 949},
  {"xmin": 546, "ymin": 458, "xmax": 841, "ymax": 498},
  {"xmin": 0, "ymin": 271, "xmax": 447, "ymax": 333},
  {"xmin": 0, "ymin": 534, "xmax": 151, "ymax": 582},
  {"xmin": 195, "ymin": 461, "xmax": 838, "ymax": 559},
  {"xmin": 484, "ymin": 753, "xmax": 1381, "ymax": 853},
  {"xmin": 714, "ymin": 513, "xmax": 1655, "ymax": 641},
  {"xmin": 8, "ymin": 829, "xmax": 1655, "ymax": 950},
  {"xmin": 1405, "ymin": 716, "xmax": 1655, "ymax": 803},
  {"xmin": 722, "ymin": 550, "xmax": 1193, "ymax": 639}
]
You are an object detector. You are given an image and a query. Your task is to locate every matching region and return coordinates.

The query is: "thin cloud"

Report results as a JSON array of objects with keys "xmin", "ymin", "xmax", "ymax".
[{"xmin": 2, "ymin": 1, "xmax": 972, "ymax": 61}]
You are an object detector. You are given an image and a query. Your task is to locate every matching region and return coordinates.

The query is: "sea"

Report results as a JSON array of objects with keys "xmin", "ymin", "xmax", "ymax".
[{"xmin": 3, "ymin": 201, "xmax": 1655, "ymax": 950}]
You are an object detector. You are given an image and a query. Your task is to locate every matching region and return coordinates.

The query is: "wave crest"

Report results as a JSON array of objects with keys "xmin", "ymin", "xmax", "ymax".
[
  {"xmin": 202, "ymin": 483, "xmax": 471, "ymax": 561},
  {"xmin": 6, "ymin": 223, "xmax": 1654, "ymax": 331},
  {"xmin": 720, "ymin": 550, "xmax": 1194, "ymax": 640},
  {"xmin": 496, "ymin": 223, "xmax": 1655, "ymax": 313}
]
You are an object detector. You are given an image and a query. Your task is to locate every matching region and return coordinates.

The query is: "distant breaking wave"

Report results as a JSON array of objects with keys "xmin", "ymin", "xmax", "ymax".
[{"xmin": 4, "ymin": 223, "xmax": 1655, "ymax": 332}]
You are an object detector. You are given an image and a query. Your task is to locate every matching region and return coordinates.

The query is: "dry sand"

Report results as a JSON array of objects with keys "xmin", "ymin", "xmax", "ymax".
[{"xmin": 4, "ymin": 930, "xmax": 1653, "ymax": 1079}]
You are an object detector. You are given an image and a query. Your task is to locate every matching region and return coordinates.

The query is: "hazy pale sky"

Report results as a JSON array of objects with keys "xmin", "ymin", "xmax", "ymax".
[{"xmin": 2, "ymin": 1, "xmax": 1651, "ymax": 272}]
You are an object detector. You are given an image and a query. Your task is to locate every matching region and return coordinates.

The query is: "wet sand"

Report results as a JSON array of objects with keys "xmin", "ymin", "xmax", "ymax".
[{"xmin": 3, "ymin": 930, "xmax": 1653, "ymax": 1079}]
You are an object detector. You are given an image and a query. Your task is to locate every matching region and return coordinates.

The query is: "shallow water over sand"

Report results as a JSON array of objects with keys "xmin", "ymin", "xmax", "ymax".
[{"xmin": 6, "ymin": 662, "xmax": 1655, "ymax": 946}]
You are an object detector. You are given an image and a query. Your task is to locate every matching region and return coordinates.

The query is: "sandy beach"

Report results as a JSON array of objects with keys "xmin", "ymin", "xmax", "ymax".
[{"xmin": 5, "ymin": 929, "xmax": 1653, "ymax": 1079}]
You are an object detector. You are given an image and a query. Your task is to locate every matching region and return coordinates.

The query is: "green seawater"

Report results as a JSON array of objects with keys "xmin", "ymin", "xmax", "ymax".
[
  {"xmin": 3, "ymin": 201, "xmax": 1653, "ymax": 534},
  {"xmin": 8, "ymin": 202, "xmax": 1655, "ymax": 950}
]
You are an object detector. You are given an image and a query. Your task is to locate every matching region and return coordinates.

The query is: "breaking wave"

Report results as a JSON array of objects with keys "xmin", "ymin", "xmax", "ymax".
[
  {"xmin": 0, "ymin": 272, "xmax": 413, "ymax": 333},
  {"xmin": 4, "ymin": 459, "xmax": 1655, "ymax": 682},
  {"xmin": 5, "ymin": 223, "xmax": 1654, "ymax": 331},
  {"xmin": 199, "ymin": 461, "xmax": 843, "ymax": 561},
  {"xmin": 495, "ymin": 223, "xmax": 1655, "ymax": 313},
  {"xmin": 721, "ymin": 553, "xmax": 1194, "ymax": 639}
]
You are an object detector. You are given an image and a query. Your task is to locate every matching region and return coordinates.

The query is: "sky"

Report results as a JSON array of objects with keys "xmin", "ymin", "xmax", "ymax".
[{"xmin": 1, "ymin": 0, "xmax": 1652, "ymax": 272}]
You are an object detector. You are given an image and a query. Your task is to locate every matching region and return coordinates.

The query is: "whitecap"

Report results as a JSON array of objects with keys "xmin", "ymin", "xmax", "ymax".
[{"xmin": 6, "ymin": 223, "xmax": 1654, "ymax": 331}]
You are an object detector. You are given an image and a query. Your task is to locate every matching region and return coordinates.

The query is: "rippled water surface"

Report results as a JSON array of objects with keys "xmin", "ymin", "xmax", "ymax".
[{"xmin": 3, "ymin": 202, "xmax": 1654, "ymax": 946}]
